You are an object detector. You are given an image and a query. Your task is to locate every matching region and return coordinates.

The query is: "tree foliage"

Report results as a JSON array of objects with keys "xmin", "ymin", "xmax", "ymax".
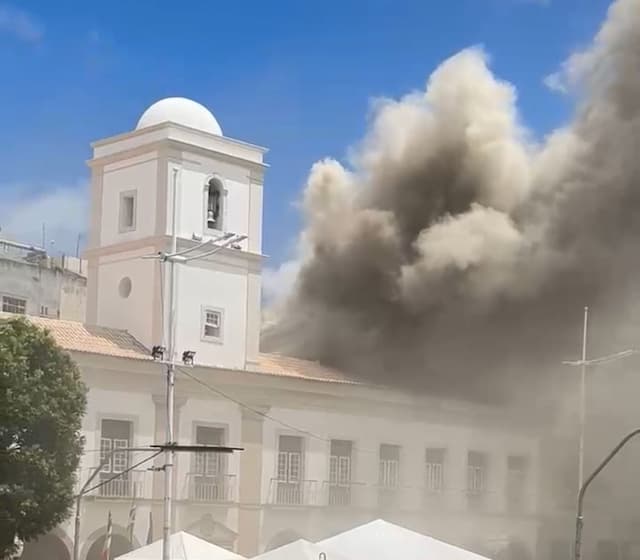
[{"xmin": 0, "ymin": 318, "xmax": 86, "ymax": 558}]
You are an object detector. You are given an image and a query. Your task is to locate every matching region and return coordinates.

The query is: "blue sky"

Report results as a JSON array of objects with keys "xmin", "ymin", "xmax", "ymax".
[{"xmin": 0, "ymin": 0, "xmax": 612, "ymax": 266}]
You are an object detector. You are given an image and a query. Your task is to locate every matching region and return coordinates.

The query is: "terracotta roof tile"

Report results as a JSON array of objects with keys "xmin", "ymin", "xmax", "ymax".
[
  {"xmin": 0, "ymin": 313, "xmax": 150, "ymax": 360},
  {"xmin": 1, "ymin": 314, "xmax": 357, "ymax": 383},
  {"xmin": 253, "ymin": 352, "xmax": 359, "ymax": 384}
]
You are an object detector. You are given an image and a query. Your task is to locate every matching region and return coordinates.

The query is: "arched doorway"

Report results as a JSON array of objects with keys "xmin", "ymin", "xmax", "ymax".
[
  {"xmin": 85, "ymin": 534, "xmax": 131, "ymax": 560},
  {"xmin": 21, "ymin": 533, "xmax": 70, "ymax": 560},
  {"xmin": 265, "ymin": 530, "xmax": 303, "ymax": 552}
]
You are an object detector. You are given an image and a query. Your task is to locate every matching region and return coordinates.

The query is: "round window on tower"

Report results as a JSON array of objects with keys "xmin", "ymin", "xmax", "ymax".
[{"xmin": 118, "ymin": 277, "xmax": 132, "ymax": 298}]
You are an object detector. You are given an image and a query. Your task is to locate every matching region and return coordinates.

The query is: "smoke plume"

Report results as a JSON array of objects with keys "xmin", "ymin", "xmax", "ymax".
[{"xmin": 263, "ymin": 0, "xmax": 640, "ymax": 402}]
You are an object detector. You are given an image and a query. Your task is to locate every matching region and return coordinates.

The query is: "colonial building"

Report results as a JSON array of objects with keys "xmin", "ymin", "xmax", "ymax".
[
  {"xmin": 0, "ymin": 238, "xmax": 87, "ymax": 321},
  {"xmin": 13, "ymin": 97, "xmax": 542, "ymax": 560}
]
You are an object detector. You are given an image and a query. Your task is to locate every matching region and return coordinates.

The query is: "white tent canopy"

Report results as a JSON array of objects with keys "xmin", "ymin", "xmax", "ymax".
[
  {"xmin": 253, "ymin": 539, "xmax": 354, "ymax": 560},
  {"xmin": 317, "ymin": 520, "xmax": 491, "ymax": 560},
  {"xmin": 115, "ymin": 531, "xmax": 245, "ymax": 560}
]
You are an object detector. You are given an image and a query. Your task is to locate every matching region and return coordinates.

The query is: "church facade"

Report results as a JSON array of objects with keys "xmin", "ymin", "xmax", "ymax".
[{"xmin": 16, "ymin": 97, "xmax": 543, "ymax": 560}]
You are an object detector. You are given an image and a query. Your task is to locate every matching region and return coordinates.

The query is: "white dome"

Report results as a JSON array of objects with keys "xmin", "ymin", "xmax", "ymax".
[{"xmin": 136, "ymin": 97, "xmax": 223, "ymax": 136}]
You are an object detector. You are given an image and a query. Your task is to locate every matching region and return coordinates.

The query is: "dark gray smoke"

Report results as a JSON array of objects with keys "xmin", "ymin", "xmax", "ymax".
[{"xmin": 263, "ymin": 0, "xmax": 640, "ymax": 402}]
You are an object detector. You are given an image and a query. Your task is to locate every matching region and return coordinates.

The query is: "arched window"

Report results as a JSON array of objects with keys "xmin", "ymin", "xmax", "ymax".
[{"xmin": 206, "ymin": 177, "xmax": 224, "ymax": 231}]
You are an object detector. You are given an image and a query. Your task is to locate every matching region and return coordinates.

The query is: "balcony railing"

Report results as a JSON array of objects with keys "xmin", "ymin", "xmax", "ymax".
[
  {"xmin": 186, "ymin": 474, "xmax": 236, "ymax": 503},
  {"xmin": 319, "ymin": 481, "xmax": 368, "ymax": 507},
  {"xmin": 268, "ymin": 479, "xmax": 319, "ymax": 506},
  {"xmin": 328, "ymin": 483, "xmax": 352, "ymax": 507},
  {"xmin": 93, "ymin": 470, "xmax": 146, "ymax": 499}
]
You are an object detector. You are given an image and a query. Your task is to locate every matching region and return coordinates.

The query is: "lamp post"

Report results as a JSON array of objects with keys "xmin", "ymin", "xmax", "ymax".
[
  {"xmin": 143, "ymin": 168, "xmax": 246, "ymax": 560},
  {"xmin": 562, "ymin": 306, "xmax": 638, "ymax": 492},
  {"xmin": 574, "ymin": 428, "xmax": 640, "ymax": 560},
  {"xmin": 72, "ymin": 447, "xmax": 159, "ymax": 560},
  {"xmin": 71, "ymin": 444, "xmax": 240, "ymax": 560}
]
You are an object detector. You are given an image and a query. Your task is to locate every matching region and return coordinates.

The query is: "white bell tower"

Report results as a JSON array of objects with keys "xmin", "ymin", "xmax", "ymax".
[{"xmin": 85, "ymin": 97, "xmax": 267, "ymax": 369}]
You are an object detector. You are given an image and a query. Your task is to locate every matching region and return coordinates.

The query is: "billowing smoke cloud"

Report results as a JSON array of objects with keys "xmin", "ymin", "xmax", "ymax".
[{"xmin": 263, "ymin": 0, "xmax": 640, "ymax": 402}]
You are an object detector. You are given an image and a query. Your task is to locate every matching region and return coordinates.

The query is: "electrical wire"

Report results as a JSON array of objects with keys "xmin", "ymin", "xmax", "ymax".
[
  {"xmin": 176, "ymin": 366, "xmax": 378, "ymax": 456},
  {"xmin": 81, "ymin": 449, "xmax": 163, "ymax": 495}
]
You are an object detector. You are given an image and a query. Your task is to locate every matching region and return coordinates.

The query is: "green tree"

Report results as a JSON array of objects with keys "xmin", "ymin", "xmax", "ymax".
[{"xmin": 0, "ymin": 318, "xmax": 86, "ymax": 558}]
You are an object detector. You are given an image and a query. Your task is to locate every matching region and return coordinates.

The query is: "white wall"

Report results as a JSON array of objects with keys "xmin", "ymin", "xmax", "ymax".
[
  {"xmin": 95, "ymin": 247, "xmax": 159, "ymax": 349},
  {"xmin": 174, "ymin": 397, "xmax": 243, "ymax": 500},
  {"xmin": 166, "ymin": 160, "xmax": 254, "ymax": 252},
  {"xmin": 172, "ymin": 261, "xmax": 248, "ymax": 369},
  {"xmin": 261, "ymin": 406, "xmax": 539, "ymax": 514},
  {"xmin": 79, "ymin": 386, "xmax": 157, "ymax": 495},
  {"xmin": 100, "ymin": 154, "xmax": 159, "ymax": 247}
]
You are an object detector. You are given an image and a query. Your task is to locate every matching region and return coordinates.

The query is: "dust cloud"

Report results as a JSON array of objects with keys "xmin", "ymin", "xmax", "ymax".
[{"xmin": 262, "ymin": 0, "xmax": 640, "ymax": 403}]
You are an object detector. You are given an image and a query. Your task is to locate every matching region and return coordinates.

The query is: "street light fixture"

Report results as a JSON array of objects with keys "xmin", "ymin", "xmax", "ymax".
[
  {"xmin": 181, "ymin": 350, "xmax": 196, "ymax": 366},
  {"xmin": 72, "ymin": 444, "xmax": 242, "ymax": 560},
  {"xmin": 151, "ymin": 346, "xmax": 166, "ymax": 361},
  {"xmin": 574, "ymin": 428, "xmax": 640, "ymax": 560},
  {"xmin": 72, "ymin": 447, "xmax": 160, "ymax": 560}
]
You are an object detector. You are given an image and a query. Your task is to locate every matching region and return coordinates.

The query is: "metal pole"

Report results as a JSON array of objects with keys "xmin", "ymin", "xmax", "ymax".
[
  {"xmin": 162, "ymin": 167, "xmax": 179, "ymax": 560},
  {"xmin": 578, "ymin": 306, "xmax": 589, "ymax": 492},
  {"xmin": 575, "ymin": 428, "xmax": 640, "ymax": 560},
  {"xmin": 72, "ymin": 447, "xmax": 154, "ymax": 560},
  {"xmin": 73, "ymin": 493, "xmax": 82, "ymax": 560}
]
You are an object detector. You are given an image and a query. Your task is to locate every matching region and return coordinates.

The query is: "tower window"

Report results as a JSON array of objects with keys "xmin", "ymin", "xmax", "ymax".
[
  {"xmin": 206, "ymin": 178, "xmax": 224, "ymax": 231},
  {"xmin": 202, "ymin": 307, "xmax": 223, "ymax": 341},
  {"xmin": 119, "ymin": 190, "xmax": 137, "ymax": 232}
]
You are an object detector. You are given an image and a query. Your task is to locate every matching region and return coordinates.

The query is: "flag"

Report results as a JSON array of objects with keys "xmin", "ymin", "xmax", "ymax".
[
  {"xmin": 146, "ymin": 510, "xmax": 153, "ymax": 545},
  {"xmin": 101, "ymin": 510, "xmax": 112, "ymax": 560},
  {"xmin": 126, "ymin": 498, "xmax": 137, "ymax": 547}
]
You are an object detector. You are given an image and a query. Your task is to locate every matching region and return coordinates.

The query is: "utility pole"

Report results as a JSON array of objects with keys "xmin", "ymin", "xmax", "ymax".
[
  {"xmin": 161, "ymin": 167, "xmax": 179, "ymax": 560},
  {"xmin": 72, "ymin": 447, "xmax": 161, "ymax": 560},
  {"xmin": 155, "ymin": 168, "xmax": 246, "ymax": 560},
  {"xmin": 71, "ymin": 162, "xmax": 245, "ymax": 559},
  {"xmin": 71, "ymin": 444, "xmax": 238, "ymax": 560},
  {"xmin": 578, "ymin": 306, "xmax": 588, "ymax": 492},
  {"xmin": 563, "ymin": 308, "xmax": 639, "ymax": 497},
  {"xmin": 575, "ymin": 428, "xmax": 640, "ymax": 560}
]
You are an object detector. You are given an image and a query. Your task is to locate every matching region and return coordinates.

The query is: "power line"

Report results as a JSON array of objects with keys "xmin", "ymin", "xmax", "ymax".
[
  {"xmin": 82, "ymin": 449, "xmax": 162, "ymax": 495},
  {"xmin": 176, "ymin": 366, "xmax": 378, "ymax": 456}
]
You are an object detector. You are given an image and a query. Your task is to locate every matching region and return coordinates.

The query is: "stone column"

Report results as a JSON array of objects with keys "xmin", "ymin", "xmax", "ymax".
[{"xmin": 237, "ymin": 407, "xmax": 268, "ymax": 556}]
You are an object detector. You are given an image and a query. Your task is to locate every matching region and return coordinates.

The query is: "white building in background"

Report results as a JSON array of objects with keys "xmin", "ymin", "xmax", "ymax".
[
  {"xmin": 0, "ymin": 239, "xmax": 87, "ymax": 321},
  {"xmin": 12, "ymin": 97, "xmax": 543, "ymax": 560}
]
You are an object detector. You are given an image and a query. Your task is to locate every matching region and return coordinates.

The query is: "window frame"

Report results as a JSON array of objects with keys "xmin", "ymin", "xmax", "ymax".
[
  {"xmin": 276, "ymin": 434, "xmax": 305, "ymax": 484},
  {"xmin": 506, "ymin": 454, "xmax": 529, "ymax": 510},
  {"xmin": 425, "ymin": 447, "xmax": 446, "ymax": 493},
  {"xmin": 118, "ymin": 189, "xmax": 138, "ymax": 233},
  {"xmin": 201, "ymin": 306, "xmax": 224, "ymax": 343},
  {"xmin": 378, "ymin": 444, "xmax": 401, "ymax": 489},
  {"xmin": 2, "ymin": 295, "xmax": 27, "ymax": 314},
  {"xmin": 329, "ymin": 439, "xmax": 353, "ymax": 485},
  {"xmin": 99, "ymin": 418, "xmax": 133, "ymax": 475},
  {"xmin": 193, "ymin": 424, "xmax": 227, "ymax": 478},
  {"xmin": 467, "ymin": 450, "xmax": 487, "ymax": 495}
]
